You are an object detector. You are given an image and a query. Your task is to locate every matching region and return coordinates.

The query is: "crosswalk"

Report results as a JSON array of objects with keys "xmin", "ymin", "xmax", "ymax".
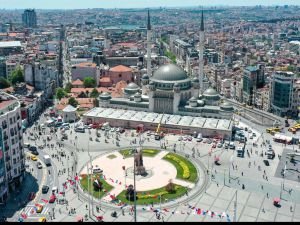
[{"xmin": 20, "ymin": 205, "xmax": 50, "ymax": 218}]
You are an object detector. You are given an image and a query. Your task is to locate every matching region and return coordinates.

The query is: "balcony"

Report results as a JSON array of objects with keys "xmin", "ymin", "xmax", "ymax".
[
  {"xmin": 2, "ymin": 124, "xmax": 7, "ymax": 129},
  {"xmin": 4, "ymin": 135, "xmax": 8, "ymax": 141}
]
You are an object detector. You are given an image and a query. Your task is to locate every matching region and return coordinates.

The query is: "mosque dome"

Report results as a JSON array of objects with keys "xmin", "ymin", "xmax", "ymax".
[
  {"xmin": 152, "ymin": 64, "xmax": 188, "ymax": 82},
  {"xmin": 189, "ymin": 96, "xmax": 197, "ymax": 102},
  {"xmin": 99, "ymin": 92, "xmax": 112, "ymax": 100},
  {"xmin": 192, "ymin": 77, "xmax": 199, "ymax": 83},
  {"xmin": 198, "ymin": 99, "xmax": 205, "ymax": 106},
  {"xmin": 202, "ymin": 87, "xmax": 220, "ymax": 101},
  {"xmin": 220, "ymin": 101, "xmax": 234, "ymax": 111},
  {"xmin": 124, "ymin": 82, "xmax": 140, "ymax": 95}
]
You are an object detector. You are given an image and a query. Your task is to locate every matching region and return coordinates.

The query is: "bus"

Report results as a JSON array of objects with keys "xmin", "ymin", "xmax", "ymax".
[{"xmin": 236, "ymin": 143, "xmax": 245, "ymax": 157}]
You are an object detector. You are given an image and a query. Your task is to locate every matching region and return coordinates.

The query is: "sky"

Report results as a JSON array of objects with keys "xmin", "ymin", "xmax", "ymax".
[{"xmin": 0, "ymin": 0, "xmax": 299, "ymax": 9}]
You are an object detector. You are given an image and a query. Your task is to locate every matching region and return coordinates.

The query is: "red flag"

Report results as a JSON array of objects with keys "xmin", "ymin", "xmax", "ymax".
[
  {"xmin": 59, "ymin": 192, "xmax": 64, "ymax": 195},
  {"xmin": 197, "ymin": 208, "xmax": 201, "ymax": 215},
  {"xmin": 75, "ymin": 176, "xmax": 79, "ymax": 181},
  {"xmin": 41, "ymin": 199, "xmax": 48, "ymax": 204},
  {"xmin": 21, "ymin": 213, "xmax": 27, "ymax": 219}
]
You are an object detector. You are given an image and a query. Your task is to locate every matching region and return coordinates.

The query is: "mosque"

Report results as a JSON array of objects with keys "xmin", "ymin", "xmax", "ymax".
[
  {"xmin": 84, "ymin": 11, "xmax": 234, "ymax": 139},
  {"xmin": 98, "ymin": 11, "xmax": 234, "ymax": 120}
]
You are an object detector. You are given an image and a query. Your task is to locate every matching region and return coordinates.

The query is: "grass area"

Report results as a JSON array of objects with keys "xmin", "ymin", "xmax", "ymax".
[
  {"xmin": 80, "ymin": 174, "xmax": 113, "ymax": 199},
  {"xmin": 165, "ymin": 50, "xmax": 176, "ymax": 63},
  {"xmin": 162, "ymin": 153, "xmax": 198, "ymax": 183},
  {"xmin": 116, "ymin": 184, "xmax": 188, "ymax": 205},
  {"xmin": 119, "ymin": 149, "xmax": 160, "ymax": 158},
  {"xmin": 107, "ymin": 154, "xmax": 117, "ymax": 159}
]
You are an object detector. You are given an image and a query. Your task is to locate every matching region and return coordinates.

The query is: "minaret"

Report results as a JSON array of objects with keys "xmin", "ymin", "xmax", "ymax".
[
  {"xmin": 147, "ymin": 10, "xmax": 152, "ymax": 77},
  {"xmin": 199, "ymin": 10, "xmax": 205, "ymax": 93}
]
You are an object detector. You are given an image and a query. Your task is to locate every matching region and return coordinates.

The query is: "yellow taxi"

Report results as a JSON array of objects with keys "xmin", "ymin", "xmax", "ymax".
[
  {"xmin": 39, "ymin": 217, "xmax": 47, "ymax": 222},
  {"xmin": 31, "ymin": 155, "xmax": 38, "ymax": 161},
  {"xmin": 36, "ymin": 204, "xmax": 44, "ymax": 213}
]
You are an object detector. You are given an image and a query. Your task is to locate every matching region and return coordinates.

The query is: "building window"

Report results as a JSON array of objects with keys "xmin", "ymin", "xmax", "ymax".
[
  {"xmin": 14, "ymin": 169, "xmax": 17, "ymax": 175},
  {"xmin": 10, "ymin": 118, "xmax": 13, "ymax": 124}
]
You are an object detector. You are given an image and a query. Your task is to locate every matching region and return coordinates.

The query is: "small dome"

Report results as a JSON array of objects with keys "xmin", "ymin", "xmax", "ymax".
[
  {"xmin": 220, "ymin": 101, "xmax": 234, "ymax": 111},
  {"xmin": 174, "ymin": 83, "xmax": 180, "ymax": 87},
  {"xmin": 189, "ymin": 96, "xmax": 197, "ymax": 102},
  {"xmin": 198, "ymin": 100, "xmax": 205, "ymax": 106},
  {"xmin": 125, "ymin": 82, "xmax": 139, "ymax": 90},
  {"xmin": 192, "ymin": 77, "xmax": 199, "ymax": 83},
  {"xmin": 99, "ymin": 92, "xmax": 111, "ymax": 100},
  {"xmin": 142, "ymin": 74, "xmax": 149, "ymax": 79},
  {"xmin": 134, "ymin": 92, "xmax": 141, "ymax": 97},
  {"xmin": 203, "ymin": 88, "xmax": 218, "ymax": 96},
  {"xmin": 149, "ymin": 81, "xmax": 154, "ymax": 85}
]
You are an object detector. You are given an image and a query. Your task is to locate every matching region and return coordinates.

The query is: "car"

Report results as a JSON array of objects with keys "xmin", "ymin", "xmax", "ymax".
[
  {"xmin": 24, "ymin": 143, "xmax": 30, "ymax": 148},
  {"xmin": 37, "ymin": 162, "xmax": 43, "ymax": 169},
  {"xmin": 31, "ymin": 150, "xmax": 39, "ymax": 156},
  {"xmin": 49, "ymin": 194, "xmax": 56, "ymax": 203},
  {"xmin": 196, "ymin": 138, "xmax": 203, "ymax": 142},
  {"xmin": 224, "ymin": 144, "xmax": 229, "ymax": 149},
  {"xmin": 31, "ymin": 155, "xmax": 38, "ymax": 161},
  {"xmin": 263, "ymin": 160, "xmax": 270, "ymax": 166},
  {"xmin": 207, "ymin": 139, "xmax": 212, "ymax": 144},
  {"xmin": 187, "ymin": 136, "xmax": 192, "ymax": 141},
  {"xmin": 249, "ymin": 135, "xmax": 253, "ymax": 139},
  {"xmin": 110, "ymin": 127, "xmax": 116, "ymax": 132},
  {"xmin": 29, "ymin": 146, "xmax": 37, "ymax": 152},
  {"xmin": 116, "ymin": 128, "xmax": 120, "ymax": 133},
  {"xmin": 52, "ymin": 186, "xmax": 58, "ymax": 194},
  {"xmin": 36, "ymin": 204, "xmax": 44, "ymax": 213},
  {"xmin": 93, "ymin": 168, "xmax": 103, "ymax": 174},
  {"xmin": 42, "ymin": 185, "xmax": 49, "ymax": 194},
  {"xmin": 55, "ymin": 122, "xmax": 63, "ymax": 127},
  {"xmin": 217, "ymin": 143, "xmax": 223, "ymax": 148},
  {"xmin": 75, "ymin": 127, "xmax": 85, "ymax": 133},
  {"xmin": 202, "ymin": 138, "xmax": 207, "ymax": 143},
  {"xmin": 252, "ymin": 133, "xmax": 256, "ymax": 137},
  {"xmin": 178, "ymin": 136, "xmax": 183, "ymax": 141},
  {"xmin": 84, "ymin": 125, "xmax": 89, "ymax": 129},
  {"xmin": 244, "ymin": 127, "xmax": 248, "ymax": 131},
  {"xmin": 212, "ymin": 144, "xmax": 216, "ymax": 148},
  {"xmin": 147, "ymin": 131, "xmax": 151, "ymax": 136},
  {"xmin": 39, "ymin": 217, "xmax": 47, "ymax": 222},
  {"xmin": 248, "ymin": 129, "xmax": 252, "ymax": 133},
  {"xmin": 64, "ymin": 126, "xmax": 70, "ymax": 130},
  {"xmin": 119, "ymin": 128, "xmax": 125, "ymax": 133},
  {"xmin": 88, "ymin": 124, "xmax": 93, "ymax": 129},
  {"xmin": 28, "ymin": 192, "xmax": 36, "ymax": 201}
]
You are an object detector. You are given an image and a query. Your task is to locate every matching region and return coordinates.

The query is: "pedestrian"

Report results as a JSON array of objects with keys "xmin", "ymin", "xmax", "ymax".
[
  {"xmin": 86, "ymin": 204, "xmax": 88, "ymax": 210},
  {"xmin": 290, "ymin": 205, "xmax": 293, "ymax": 212},
  {"xmin": 266, "ymin": 193, "xmax": 269, "ymax": 198},
  {"xmin": 241, "ymin": 172, "xmax": 243, "ymax": 176},
  {"xmin": 242, "ymin": 184, "xmax": 245, "ymax": 190},
  {"xmin": 261, "ymin": 185, "xmax": 263, "ymax": 190},
  {"xmin": 235, "ymin": 165, "xmax": 237, "ymax": 170},
  {"xmin": 266, "ymin": 176, "xmax": 268, "ymax": 181}
]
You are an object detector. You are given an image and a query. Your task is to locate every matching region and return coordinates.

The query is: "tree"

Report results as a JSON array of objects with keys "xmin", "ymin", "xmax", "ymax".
[
  {"xmin": 0, "ymin": 77, "xmax": 11, "ymax": 89},
  {"xmin": 65, "ymin": 82, "xmax": 72, "ymax": 93},
  {"xmin": 9, "ymin": 66, "xmax": 24, "ymax": 85},
  {"xmin": 68, "ymin": 97, "xmax": 78, "ymax": 108},
  {"xmin": 83, "ymin": 77, "xmax": 96, "ymax": 88},
  {"xmin": 90, "ymin": 88, "xmax": 99, "ymax": 98},
  {"xmin": 55, "ymin": 88, "xmax": 66, "ymax": 100},
  {"xmin": 165, "ymin": 179, "xmax": 175, "ymax": 193}
]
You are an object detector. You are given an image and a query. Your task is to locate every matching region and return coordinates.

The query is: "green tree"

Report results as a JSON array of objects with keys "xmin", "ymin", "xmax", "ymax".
[
  {"xmin": 9, "ymin": 66, "xmax": 24, "ymax": 85},
  {"xmin": 68, "ymin": 97, "xmax": 78, "ymax": 108},
  {"xmin": 65, "ymin": 82, "xmax": 73, "ymax": 93},
  {"xmin": 0, "ymin": 77, "xmax": 11, "ymax": 89},
  {"xmin": 83, "ymin": 77, "xmax": 96, "ymax": 88},
  {"xmin": 55, "ymin": 88, "xmax": 66, "ymax": 100},
  {"xmin": 90, "ymin": 88, "xmax": 99, "ymax": 98}
]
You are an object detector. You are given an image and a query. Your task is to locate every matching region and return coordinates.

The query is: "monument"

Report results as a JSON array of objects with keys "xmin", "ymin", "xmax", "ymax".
[{"xmin": 134, "ymin": 149, "xmax": 146, "ymax": 175}]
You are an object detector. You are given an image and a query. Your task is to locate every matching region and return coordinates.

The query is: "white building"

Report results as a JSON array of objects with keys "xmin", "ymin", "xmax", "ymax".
[
  {"xmin": 0, "ymin": 92, "xmax": 25, "ymax": 203},
  {"xmin": 62, "ymin": 105, "xmax": 77, "ymax": 123}
]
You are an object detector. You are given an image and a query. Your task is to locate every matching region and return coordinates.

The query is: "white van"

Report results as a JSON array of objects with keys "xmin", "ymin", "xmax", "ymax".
[
  {"xmin": 24, "ymin": 143, "xmax": 30, "ymax": 148},
  {"xmin": 229, "ymin": 142, "xmax": 235, "ymax": 149}
]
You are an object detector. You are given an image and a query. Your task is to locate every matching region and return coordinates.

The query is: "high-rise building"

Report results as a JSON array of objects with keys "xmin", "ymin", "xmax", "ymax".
[
  {"xmin": 242, "ymin": 65, "xmax": 265, "ymax": 106},
  {"xmin": 22, "ymin": 9, "xmax": 37, "ymax": 28},
  {"xmin": 270, "ymin": 71, "xmax": 296, "ymax": 117},
  {"xmin": 0, "ymin": 93, "xmax": 25, "ymax": 203}
]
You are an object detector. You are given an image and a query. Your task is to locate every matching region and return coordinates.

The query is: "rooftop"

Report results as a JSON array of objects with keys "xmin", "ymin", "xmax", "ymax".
[{"xmin": 0, "ymin": 41, "xmax": 21, "ymax": 48}]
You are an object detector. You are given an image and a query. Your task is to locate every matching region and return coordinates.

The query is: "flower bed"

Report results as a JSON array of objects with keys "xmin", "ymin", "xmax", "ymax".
[
  {"xmin": 163, "ymin": 153, "xmax": 197, "ymax": 182},
  {"xmin": 119, "ymin": 149, "xmax": 160, "ymax": 158}
]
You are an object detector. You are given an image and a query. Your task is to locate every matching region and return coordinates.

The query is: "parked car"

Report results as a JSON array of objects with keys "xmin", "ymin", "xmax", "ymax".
[
  {"xmin": 212, "ymin": 143, "xmax": 216, "ymax": 148},
  {"xmin": 52, "ymin": 186, "xmax": 58, "ymax": 194},
  {"xmin": 24, "ymin": 143, "xmax": 30, "ymax": 148},
  {"xmin": 42, "ymin": 185, "xmax": 49, "ymax": 194},
  {"xmin": 263, "ymin": 160, "xmax": 270, "ymax": 166},
  {"xmin": 31, "ymin": 155, "xmax": 38, "ymax": 161},
  {"xmin": 36, "ymin": 204, "xmax": 44, "ymax": 213},
  {"xmin": 75, "ymin": 127, "xmax": 85, "ymax": 133},
  {"xmin": 39, "ymin": 217, "xmax": 47, "ymax": 222},
  {"xmin": 187, "ymin": 136, "xmax": 192, "ymax": 141},
  {"xmin": 28, "ymin": 192, "xmax": 36, "ymax": 201},
  {"xmin": 37, "ymin": 162, "xmax": 43, "ymax": 169},
  {"xmin": 178, "ymin": 136, "xmax": 183, "ymax": 141},
  {"xmin": 196, "ymin": 138, "xmax": 203, "ymax": 142},
  {"xmin": 217, "ymin": 143, "xmax": 223, "ymax": 148},
  {"xmin": 31, "ymin": 150, "xmax": 39, "ymax": 156},
  {"xmin": 202, "ymin": 138, "xmax": 207, "ymax": 143},
  {"xmin": 207, "ymin": 139, "xmax": 212, "ymax": 144}
]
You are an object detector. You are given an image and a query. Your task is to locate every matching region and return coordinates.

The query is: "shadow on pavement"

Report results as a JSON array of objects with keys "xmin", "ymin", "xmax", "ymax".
[{"xmin": 0, "ymin": 171, "xmax": 39, "ymax": 219}]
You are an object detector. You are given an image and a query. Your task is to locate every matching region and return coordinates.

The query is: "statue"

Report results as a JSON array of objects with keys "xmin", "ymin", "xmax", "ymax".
[{"xmin": 134, "ymin": 149, "xmax": 146, "ymax": 175}]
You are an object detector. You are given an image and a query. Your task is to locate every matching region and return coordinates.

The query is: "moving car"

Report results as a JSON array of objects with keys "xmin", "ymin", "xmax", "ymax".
[
  {"xmin": 217, "ymin": 143, "xmax": 223, "ymax": 148},
  {"xmin": 36, "ymin": 204, "xmax": 44, "ymax": 213},
  {"xmin": 263, "ymin": 160, "xmax": 270, "ymax": 166},
  {"xmin": 75, "ymin": 127, "xmax": 85, "ymax": 133},
  {"xmin": 31, "ymin": 155, "xmax": 38, "ymax": 161},
  {"xmin": 37, "ymin": 162, "xmax": 43, "ymax": 169},
  {"xmin": 28, "ymin": 192, "xmax": 36, "ymax": 201},
  {"xmin": 39, "ymin": 217, "xmax": 47, "ymax": 222},
  {"xmin": 52, "ymin": 186, "xmax": 58, "ymax": 194},
  {"xmin": 42, "ymin": 185, "xmax": 49, "ymax": 194}
]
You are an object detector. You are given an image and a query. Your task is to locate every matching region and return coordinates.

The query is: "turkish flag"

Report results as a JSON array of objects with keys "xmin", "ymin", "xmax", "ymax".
[
  {"xmin": 197, "ymin": 208, "xmax": 201, "ymax": 215},
  {"xmin": 75, "ymin": 176, "xmax": 79, "ymax": 181},
  {"xmin": 21, "ymin": 213, "xmax": 27, "ymax": 219}
]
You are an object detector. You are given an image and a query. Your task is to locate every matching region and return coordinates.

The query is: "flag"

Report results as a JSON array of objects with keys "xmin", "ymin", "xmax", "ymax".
[
  {"xmin": 75, "ymin": 176, "xmax": 79, "ymax": 181},
  {"xmin": 21, "ymin": 213, "xmax": 27, "ymax": 219},
  {"xmin": 41, "ymin": 199, "xmax": 48, "ymax": 204},
  {"xmin": 197, "ymin": 208, "xmax": 201, "ymax": 215}
]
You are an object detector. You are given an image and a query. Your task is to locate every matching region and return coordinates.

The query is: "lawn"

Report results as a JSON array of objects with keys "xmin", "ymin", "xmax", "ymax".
[
  {"xmin": 116, "ymin": 184, "xmax": 188, "ymax": 205},
  {"xmin": 119, "ymin": 149, "xmax": 160, "ymax": 158},
  {"xmin": 80, "ymin": 174, "xmax": 114, "ymax": 199},
  {"xmin": 162, "ymin": 153, "xmax": 198, "ymax": 183},
  {"xmin": 107, "ymin": 154, "xmax": 117, "ymax": 159}
]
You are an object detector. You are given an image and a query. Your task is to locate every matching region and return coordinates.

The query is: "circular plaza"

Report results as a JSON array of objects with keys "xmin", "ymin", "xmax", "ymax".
[{"xmin": 79, "ymin": 148, "xmax": 207, "ymax": 206}]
